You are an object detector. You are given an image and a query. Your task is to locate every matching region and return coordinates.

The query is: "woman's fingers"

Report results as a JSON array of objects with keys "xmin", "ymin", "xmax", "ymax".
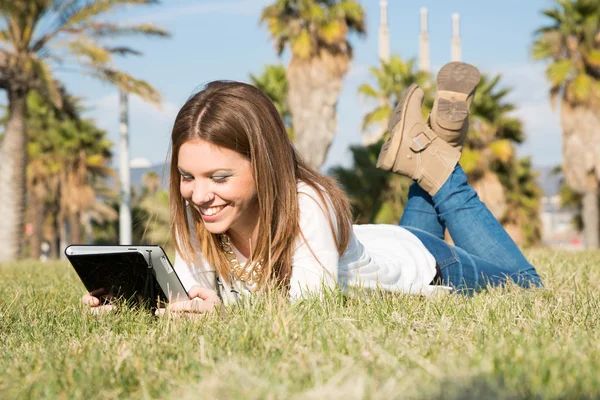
[
  {"xmin": 187, "ymin": 286, "xmax": 220, "ymax": 301},
  {"xmin": 82, "ymin": 290, "xmax": 117, "ymax": 313},
  {"xmin": 90, "ymin": 304, "xmax": 116, "ymax": 314},
  {"xmin": 82, "ymin": 293, "xmax": 100, "ymax": 307},
  {"xmin": 82, "ymin": 286, "xmax": 221, "ymax": 317},
  {"xmin": 168, "ymin": 298, "xmax": 212, "ymax": 313}
]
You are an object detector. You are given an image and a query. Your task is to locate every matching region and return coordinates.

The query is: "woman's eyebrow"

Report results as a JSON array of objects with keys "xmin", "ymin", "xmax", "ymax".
[{"xmin": 177, "ymin": 167, "xmax": 233, "ymax": 175}]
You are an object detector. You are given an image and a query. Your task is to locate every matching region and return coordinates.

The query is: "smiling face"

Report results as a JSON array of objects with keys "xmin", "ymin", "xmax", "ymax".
[{"xmin": 178, "ymin": 138, "xmax": 259, "ymax": 240}]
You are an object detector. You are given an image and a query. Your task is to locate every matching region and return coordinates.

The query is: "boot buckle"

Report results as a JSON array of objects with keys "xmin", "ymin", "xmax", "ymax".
[{"xmin": 410, "ymin": 131, "xmax": 434, "ymax": 152}]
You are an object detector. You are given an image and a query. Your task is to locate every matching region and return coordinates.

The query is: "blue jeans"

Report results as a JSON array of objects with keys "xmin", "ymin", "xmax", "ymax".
[{"xmin": 399, "ymin": 165, "xmax": 542, "ymax": 293}]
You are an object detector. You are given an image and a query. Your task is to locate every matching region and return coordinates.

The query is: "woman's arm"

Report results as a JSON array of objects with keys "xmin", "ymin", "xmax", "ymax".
[
  {"xmin": 289, "ymin": 187, "xmax": 342, "ymax": 300},
  {"xmin": 173, "ymin": 251, "xmax": 218, "ymax": 292}
]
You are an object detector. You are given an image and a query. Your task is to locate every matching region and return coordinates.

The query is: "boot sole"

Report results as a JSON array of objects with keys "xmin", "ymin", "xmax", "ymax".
[
  {"xmin": 435, "ymin": 62, "xmax": 480, "ymax": 130},
  {"xmin": 376, "ymin": 84, "xmax": 419, "ymax": 170}
]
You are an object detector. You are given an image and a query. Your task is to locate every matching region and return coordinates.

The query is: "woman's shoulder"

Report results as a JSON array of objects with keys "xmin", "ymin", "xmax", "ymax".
[
  {"xmin": 296, "ymin": 180, "xmax": 333, "ymax": 214},
  {"xmin": 296, "ymin": 180, "xmax": 318, "ymax": 195}
]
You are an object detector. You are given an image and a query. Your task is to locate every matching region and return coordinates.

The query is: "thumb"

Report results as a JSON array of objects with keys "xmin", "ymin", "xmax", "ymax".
[{"xmin": 188, "ymin": 286, "xmax": 218, "ymax": 301}]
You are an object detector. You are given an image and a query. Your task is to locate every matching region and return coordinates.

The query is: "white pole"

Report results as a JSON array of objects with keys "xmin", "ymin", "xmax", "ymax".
[
  {"xmin": 119, "ymin": 91, "xmax": 132, "ymax": 245},
  {"xmin": 378, "ymin": 0, "xmax": 390, "ymax": 62},
  {"xmin": 452, "ymin": 13, "xmax": 462, "ymax": 62},
  {"xmin": 419, "ymin": 8, "xmax": 430, "ymax": 72}
]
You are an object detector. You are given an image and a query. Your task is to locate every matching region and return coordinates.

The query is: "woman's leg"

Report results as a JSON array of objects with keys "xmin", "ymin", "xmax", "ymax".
[
  {"xmin": 399, "ymin": 183, "xmax": 446, "ymax": 240},
  {"xmin": 373, "ymin": 66, "xmax": 541, "ymax": 286},
  {"xmin": 429, "ymin": 164, "xmax": 539, "ymax": 279},
  {"xmin": 405, "ymin": 226, "xmax": 542, "ymax": 291}
]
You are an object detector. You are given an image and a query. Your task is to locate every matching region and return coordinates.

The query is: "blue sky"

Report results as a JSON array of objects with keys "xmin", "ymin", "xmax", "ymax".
[{"xmin": 55, "ymin": 0, "xmax": 561, "ymax": 171}]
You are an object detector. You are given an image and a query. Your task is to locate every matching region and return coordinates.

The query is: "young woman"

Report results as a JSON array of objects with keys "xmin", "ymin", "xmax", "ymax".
[{"xmin": 83, "ymin": 62, "xmax": 542, "ymax": 314}]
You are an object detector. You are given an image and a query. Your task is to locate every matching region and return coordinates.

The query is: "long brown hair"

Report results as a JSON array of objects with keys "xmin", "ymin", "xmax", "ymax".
[{"xmin": 170, "ymin": 81, "xmax": 352, "ymax": 287}]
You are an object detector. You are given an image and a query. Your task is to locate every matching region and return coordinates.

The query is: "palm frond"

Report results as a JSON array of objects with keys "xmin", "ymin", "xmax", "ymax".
[
  {"xmin": 31, "ymin": 0, "xmax": 162, "ymax": 53},
  {"xmin": 261, "ymin": 0, "xmax": 365, "ymax": 59},
  {"xmin": 361, "ymin": 107, "xmax": 390, "ymax": 132},
  {"xmin": 30, "ymin": 58, "xmax": 61, "ymax": 107},
  {"xmin": 357, "ymin": 83, "xmax": 378, "ymax": 99},
  {"xmin": 568, "ymin": 72, "xmax": 593, "ymax": 102},
  {"xmin": 86, "ymin": 22, "xmax": 169, "ymax": 38},
  {"xmin": 546, "ymin": 59, "xmax": 574, "ymax": 85},
  {"xmin": 94, "ymin": 67, "xmax": 160, "ymax": 103},
  {"xmin": 67, "ymin": 38, "xmax": 111, "ymax": 64}
]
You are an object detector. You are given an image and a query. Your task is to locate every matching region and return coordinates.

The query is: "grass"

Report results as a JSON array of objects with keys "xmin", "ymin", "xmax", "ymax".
[{"xmin": 1, "ymin": 249, "xmax": 600, "ymax": 399}]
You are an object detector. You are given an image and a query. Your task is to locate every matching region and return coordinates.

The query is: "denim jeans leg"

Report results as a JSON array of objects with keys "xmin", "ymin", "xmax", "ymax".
[
  {"xmin": 452, "ymin": 246, "xmax": 543, "ymax": 289},
  {"xmin": 405, "ymin": 226, "xmax": 543, "ymax": 291},
  {"xmin": 399, "ymin": 182, "xmax": 446, "ymax": 240},
  {"xmin": 431, "ymin": 165, "xmax": 541, "ymax": 283}
]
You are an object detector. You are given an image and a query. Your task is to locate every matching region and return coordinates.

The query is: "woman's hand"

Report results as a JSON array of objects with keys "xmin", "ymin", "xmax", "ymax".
[
  {"xmin": 156, "ymin": 286, "xmax": 223, "ymax": 317},
  {"xmin": 81, "ymin": 289, "xmax": 116, "ymax": 314}
]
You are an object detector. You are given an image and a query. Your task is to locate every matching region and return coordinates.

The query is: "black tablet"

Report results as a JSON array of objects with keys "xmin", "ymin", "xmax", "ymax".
[{"xmin": 65, "ymin": 245, "xmax": 189, "ymax": 308}]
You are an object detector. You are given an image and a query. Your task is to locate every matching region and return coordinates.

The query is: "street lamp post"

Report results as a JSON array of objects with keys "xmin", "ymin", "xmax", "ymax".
[{"xmin": 119, "ymin": 90, "xmax": 132, "ymax": 245}]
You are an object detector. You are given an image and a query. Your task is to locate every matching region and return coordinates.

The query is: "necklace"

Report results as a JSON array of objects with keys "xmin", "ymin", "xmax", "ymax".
[{"xmin": 219, "ymin": 233, "xmax": 262, "ymax": 284}]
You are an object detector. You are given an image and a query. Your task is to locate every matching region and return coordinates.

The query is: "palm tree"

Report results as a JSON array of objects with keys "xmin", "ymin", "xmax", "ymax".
[
  {"xmin": 261, "ymin": 0, "xmax": 365, "ymax": 169},
  {"xmin": 94, "ymin": 186, "xmax": 171, "ymax": 251},
  {"xmin": 22, "ymin": 91, "xmax": 114, "ymax": 256},
  {"xmin": 19, "ymin": 90, "xmax": 62, "ymax": 258},
  {"xmin": 331, "ymin": 55, "xmax": 431, "ymax": 224},
  {"xmin": 358, "ymin": 55, "xmax": 432, "ymax": 144},
  {"xmin": 499, "ymin": 157, "xmax": 543, "ymax": 247},
  {"xmin": 141, "ymin": 170, "xmax": 161, "ymax": 195},
  {"xmin": 461, "ymin": 74, "xmax": 542, "ymax": 245},
  {"xmin": 138, "ymin": 188, "xmax": 171, "ymax": 251},
  {"xmin": 58, "ymin": 118, "xmax": 113, "ymax": 246},
  {"xmin": 532, "ymin": 0, "xmax": 600, "ymax": 248},
  {"xmin": 460, "ymin": 74, "xmax": 523, "ymax": 219},
  {"xmin": 330, "ymin": 141, "xmax": 393, "ymax": 223},
  {"xmin": 0, "ymin": 0, "xmax": 169, "ymax": 260},
  {"xmin": 249, "ymin": 64, "xmax": 294, "ymax": 139}
]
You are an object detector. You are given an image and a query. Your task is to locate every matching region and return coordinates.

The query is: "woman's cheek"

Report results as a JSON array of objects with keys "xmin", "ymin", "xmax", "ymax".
[{"xmin": 180, "ymin": 182, "xmax": 191, "ymax": 199}]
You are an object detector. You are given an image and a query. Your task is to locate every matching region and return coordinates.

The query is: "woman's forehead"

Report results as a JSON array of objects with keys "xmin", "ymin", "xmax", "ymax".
[{"xmin": 178, "ymin": 139, "xmax": 248, "ymax": 171}]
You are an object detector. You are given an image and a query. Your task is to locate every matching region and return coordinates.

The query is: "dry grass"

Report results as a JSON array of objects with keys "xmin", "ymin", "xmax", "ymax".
[{"xmin": 1, "ymin": 249, "xmax": 599, "ymax": 399}]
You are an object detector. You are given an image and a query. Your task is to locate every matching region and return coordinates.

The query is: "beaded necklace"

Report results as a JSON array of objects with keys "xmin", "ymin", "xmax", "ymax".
[{"xmin": 218, "ymin": 233, "xmax": 262, "ymax": 285}]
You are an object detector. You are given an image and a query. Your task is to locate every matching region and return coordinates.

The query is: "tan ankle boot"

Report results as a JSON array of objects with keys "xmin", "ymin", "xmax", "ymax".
[
  {"xmin": 430, "ymin": 62, "xmax": 481, "ymax": 151},
  {"xmin": 377, "ymin": 84, "xmax": 461, "ymax": 196}
]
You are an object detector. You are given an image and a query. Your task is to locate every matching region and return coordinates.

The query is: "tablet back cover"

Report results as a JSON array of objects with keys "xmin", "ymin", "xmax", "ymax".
[{"xmin": 67, "ymin": 251, "xmax": 165, "ymax": 306}]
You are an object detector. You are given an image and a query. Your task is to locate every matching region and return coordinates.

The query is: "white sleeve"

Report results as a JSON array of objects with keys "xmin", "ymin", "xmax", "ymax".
[
  {"xmin": 289, "ymin": 188, "xmax": 341, "ymax": 300},
  {"xmin": 173, "ymin": 250, "xmax": 217, "ymax": 293}
]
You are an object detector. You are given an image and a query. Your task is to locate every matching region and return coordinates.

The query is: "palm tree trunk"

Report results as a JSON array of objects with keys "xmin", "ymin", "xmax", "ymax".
[
  {"xmin": 582, "ymin": 175, "xmax": 599, "ymax": 249},
  {"xmin": 29, "ymin": 187, "xmax": 46, "ymax": 260},
  {"xmin": 0, "ymin": 88, "xmax": 29, "ymax": 261},
  {"xmin": 49, "ymin": 210, "xmax": 59, "ymax": 260},
  {"xmin": 59, "ymin": 218, "xmax": 68, "ymax": 259},
  {"xmin": 69, "ymin": 210, "xmax": 82, "ymax": 244},
  {"xmin": 287, "ymin": 52, "xmax": 350, "ymax": 170},
  {"xmin": 560, "ymin": 104, "xmax": 600, "ymax": 248}
]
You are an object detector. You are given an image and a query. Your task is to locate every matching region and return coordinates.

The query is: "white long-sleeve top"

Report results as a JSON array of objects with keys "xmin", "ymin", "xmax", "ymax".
[{"xmin": 173, "ymin": 182, "xmax": 448, "ymax": 304}]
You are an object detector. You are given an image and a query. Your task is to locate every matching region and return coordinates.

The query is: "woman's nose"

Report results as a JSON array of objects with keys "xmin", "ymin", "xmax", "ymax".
[{"xmin": 191, "ymin": 181, "xmax": 213, "ymax": 205}]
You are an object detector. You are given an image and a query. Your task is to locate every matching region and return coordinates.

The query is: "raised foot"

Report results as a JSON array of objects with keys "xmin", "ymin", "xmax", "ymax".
[
  {"xmin": 436, "ymin": 98, "xmax": 469, "ymax": 130},
  {"xmin": 436, "ymin": 62, "xmax": 481, "ymax": 100}
]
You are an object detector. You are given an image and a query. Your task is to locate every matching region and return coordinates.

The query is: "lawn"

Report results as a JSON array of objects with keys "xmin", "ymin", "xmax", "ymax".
[{"xmin": 1, "ymin": 250, "xmax": 599, "ymax": 399}]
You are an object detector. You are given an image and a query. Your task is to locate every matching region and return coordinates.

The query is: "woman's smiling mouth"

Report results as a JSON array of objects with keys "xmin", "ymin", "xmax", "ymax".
[{"xmin": 199, "ymin": 204, "xmax": 227, "ymax": 217}]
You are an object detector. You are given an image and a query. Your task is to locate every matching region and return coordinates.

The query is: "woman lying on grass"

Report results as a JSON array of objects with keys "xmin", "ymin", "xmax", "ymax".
[{"xmin": 83, "ymin": 62, "xmax": 542, "ymax": 315}]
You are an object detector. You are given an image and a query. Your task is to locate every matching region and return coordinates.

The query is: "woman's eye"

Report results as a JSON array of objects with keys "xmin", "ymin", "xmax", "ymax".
[
  {"xmin": 181, "ymin": 175, "xmax": 193, "ymax": 182},
  {"xmin": 212, "ymin": 176, "xmax": 229, "ymax": 184}
]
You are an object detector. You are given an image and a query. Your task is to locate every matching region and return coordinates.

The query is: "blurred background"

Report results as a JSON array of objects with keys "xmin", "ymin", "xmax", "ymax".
[{"xmin": 1, "ymin": 0, "xmax": 598, "ymax": 262}]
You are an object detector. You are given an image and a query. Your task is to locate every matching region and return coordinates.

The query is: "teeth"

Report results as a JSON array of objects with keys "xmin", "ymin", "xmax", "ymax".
[{"xmin": 200, "ymin": 205, "xmax": 225, "ymax": 216}]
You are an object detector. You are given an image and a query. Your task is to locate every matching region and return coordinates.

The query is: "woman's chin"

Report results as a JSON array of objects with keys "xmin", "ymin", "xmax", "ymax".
[
  {"xmin": 200, "ymin": 216, "xmax": 231, "ymax": 234},
  {"xmin": 203, "ymin": 224, "xmax": 229, "ymax": 236}
]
